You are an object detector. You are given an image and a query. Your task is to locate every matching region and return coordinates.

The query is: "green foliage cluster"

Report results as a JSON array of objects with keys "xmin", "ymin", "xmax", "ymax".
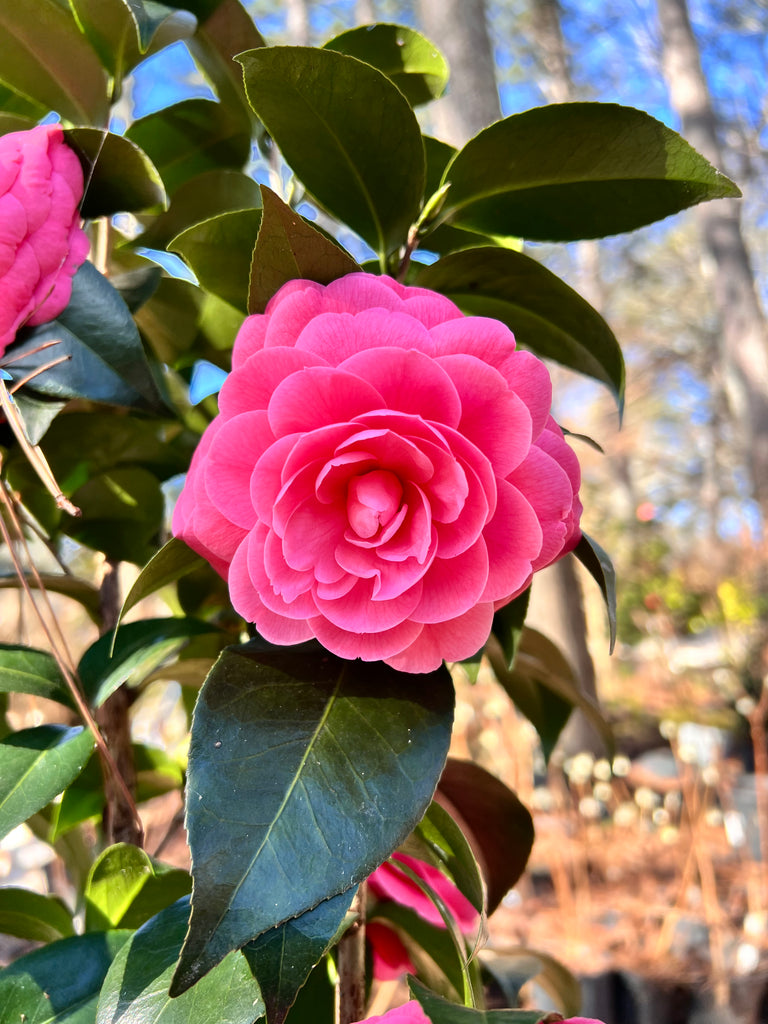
[{"xmin": 0, "ymin": 1, "xmax": 738, "ymax": 1022}]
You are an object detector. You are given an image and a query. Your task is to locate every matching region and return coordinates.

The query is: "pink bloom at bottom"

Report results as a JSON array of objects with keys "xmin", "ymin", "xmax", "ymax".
[{"xmin": 352, "ymin": 1001, "xmax": 431, "ymax": 1024}]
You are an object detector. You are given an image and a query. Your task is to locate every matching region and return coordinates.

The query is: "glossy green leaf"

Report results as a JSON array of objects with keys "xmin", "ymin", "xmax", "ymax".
[
  {"xmin": 186, "ymin": 0, "xmax": 264, "ymax": 121},
  {"xmin": 0, "ymin": 725, "xmax": 94, "ymax": 840},
  {"xmin": 237, "ymin": 46, "xmax": 425, "ymax": 257},
  {"xmin": 416, "ymin": 247, "xmax": 625, "ymax": 408},
  {"xmin": 371, "ymin": 902, "xmax": 468, "ymax": 999},
  {"xmin": 438, "ymin": 103, "xmax": 741, "ymax": 242},
  {"xmin": 134, "ymin": 168, "xmax": 261, "ymax": 249},
  {"xmin": 0, "ymin": 887, "xmax": 75, "ymax": 943},
  {"xmin": 437, "ymin": 759, "xmax": 534, "ymax": 914},
  {"xmin": 79, "ymin": 616, "xmax": 223, "ymax": 707},
  {"xmin": 410, "ymin": 977, "xmax": 544, "ymax": 1024},
  {"xmin": 324, "ymin": 24, "xmax": 448, "ymax": 107},
  {"xmin": 249, "ymin": 186, "xmax": 360, "ymax": 313},
  {"xmin": 0, "ymin": 112, "xmax": 37, "ymax": 134},
  {"xmin": 0, "ymin": 931, "xmax": 131, "ymax": 1024},
  {"xmin": 574, "ymin": 532, "xmax": 617, "ymax": 653},
  {"xmin": 66, "ymin": 127, "xmax": 166, "ymax": 217},
  {"xmin": 242, "ymin": 889, "xmax": 356, "ymax": 1024},
  {"xmin": 0, "ymin": 83, "xmax": 46, "ymax": 122},
  {"xmin": 134, "ymin": 276, "xmax": 205, "ymax": 364},
  {"xmin": 126, "ymin": 99, "xmax": 252, "ymax": 195},
  {"xmin": 119, "ymin": 537, "xmax": 205, "ymax": 623},
  {"xmin": 170, "ymin": 207, "xmax": 262, "ymax": 310},
  {"xmin": 12, "ymin": 262, "xmax": 169, "ymax": 414},
  {"xmin": 281, "ymin": 956, "xmax": 335, "ymax": 1024},
  {"xmin": 492, "ymin": 589, "xmax": 531, "ymax": 672},
  {"xmin": 11, "ymin": 390, "xmax": 68, "ymax": 446},
  {"xmin": 85, "ymin": 843, "xmax": 191, "ymax": 931},
  {"xmin": 172, "ymin": 641, "xmax": 454, "ymax": 993},
  {"xmin": 408, "ymin": 800, "xmax": 485, "ymax": 915},
  {"xmin": 481, "ymin": 948, "xmax": 581, "ymax": 1018},
  {"xmin": 0, "ymin": 643, "xmax": 73, "ymax": 708},
  {"xmin": 96, "ymin": 898, "xmax": 264, "ymax": 1024},
  {"xmin": 0, "ymin": 0, "xmax": 109, "ymax": 126}
]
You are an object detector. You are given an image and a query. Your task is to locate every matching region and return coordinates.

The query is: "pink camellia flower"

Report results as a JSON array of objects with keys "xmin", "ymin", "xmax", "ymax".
[
  {"xmin": 0, "ymin": 123, "xmax": 89, "ymax": 356},
  {"xmin": 367, "ymin": 853, "xmax": 480, "ymax": 980},
  {"xmin": 173, "ymin": 274, "xmax": 582, "ymax": 672},
  {"xmin": 352, "ymin": 1002, "xmax": 431, "ymax": 1024}
]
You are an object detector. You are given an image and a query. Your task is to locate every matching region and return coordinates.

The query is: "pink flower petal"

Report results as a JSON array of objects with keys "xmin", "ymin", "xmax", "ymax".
[
  {"xmin": 369, "ymin": 853, "xmax": 479, "ymax": 931},
  {"xmin": 268, "ymin": 367, "xmax": 384, "ymax": 435},
  {"xmin": 366, "ymin": 922, "xmax": 415, "ymax": 981},
  {"xmin": 310, "ymin": 614, "xmax": 423, "ymax": 662},
  {"xmin": 206, "ymin": 411, "xmax": 274, "ymax": 528},
  {"xmin": 385, "ymin": 602, "xmax": 494, "ymax": 672},
  {"xmin": 339, "ymin": 346, "xmax": 460, "ymax": 425},
  {"xmin": 313, "ymin": 576, "xmax": 422, "ymax": 633},
  {"xmin": 480, "ymin": 478, "xmax": 543, "ymax": 603},
  {"xmin": 219, "ymin": 346, "xmax": 327, "ymax": 418},
  {"xmin": 412, "ymin": 540, "xmax": 489, "ymax": 624}
]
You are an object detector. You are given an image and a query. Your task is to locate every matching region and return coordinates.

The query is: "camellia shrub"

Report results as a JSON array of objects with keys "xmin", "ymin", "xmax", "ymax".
[{"xmin": 0, "ymin": 3, "xmax": 738, "ymax": 1024}]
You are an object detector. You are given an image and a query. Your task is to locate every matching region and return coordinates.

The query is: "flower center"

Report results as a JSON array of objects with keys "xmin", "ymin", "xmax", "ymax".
[{"xmin": 347, "ymin": 470, "xmax": 404, "ymax": 539}]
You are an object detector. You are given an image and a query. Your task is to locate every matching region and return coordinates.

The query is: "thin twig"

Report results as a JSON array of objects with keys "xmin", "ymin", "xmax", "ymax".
[{"xmin": 336, "ymin": 886, "xmax": 367, "ymax": 1024}]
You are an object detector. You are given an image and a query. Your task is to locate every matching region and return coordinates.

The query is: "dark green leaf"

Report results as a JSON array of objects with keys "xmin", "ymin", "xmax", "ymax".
[
  {"xmin": 574, "ymin": 532, "xmax": 617, "ymax": 653},
  {"xmin": 126, "ymin": 99, "xmax": 252, "ymax": 195},
  {"xmin": 11, "ymin": 390, "xmax": 68, "ymax": 446},
  {"xmin": 119, "ymin": 537, "xmax": 205, "ymax": 624},
  {"xmin": 79, "ymin": 616, "xmax": 224, "ymax": 707},
  {"xmin": 410, "ymin": 977, "xmax": 544, "ymax": 1024},
  {"xmin": 438, "ymin": 103, "xmax": 741, "ymax": 242},
  {"xmin": 66, "ymin": 127, "xmax": 166, "ymax": 217},
  {"xmin": 0, "ymin": 643, "xmax": 73, "ymax": 709},
  {"xmin": 437, "ymin": 759, "xmax": 533, "ymax": 914},
  {"xmin": 324, "ymin": 24, "xmax": 448, "ymax": 107},
  {"xmin": 170, "ymin": 207, "xmax": 262, "ymax": 310},
  {"xmin": 0, "ymin": 112, "xmax": 37, "ymax": 134},
  {"xmin": 112, "ymin": 264, "xmax": 163, "ymax": 313},
  {"xmin": 0, "ymin": 931, "xmax": 132, "ymax": 1024},
  {"xmin": 85, "ymin": 843, "xmax": 191, "ymax": 931},
  {"xmin": 96, "ymin": 898, "xmax": 264, "ymax": 1024},
  {"xmin": 282, "ymin": 956, "xmax": 335, "ymax": 1024},
  {"xmin": 416, "ymin": 247, "xmax": 625, "ymax": 408},
  {"xmin": 0, "ymin": 887, "xmax": 75, "ymax": 943},
  {"xmin": 0, "ymin": 0, "xmax": 109, "ymax": 125},
  {"xmin": 249, "ymin": 186, "xmax": 360, "ymax": 313},
  {"xmin": 481, "ymin": 948, "xmax": 581, "ymax": 1018},
  {"xmin": 172, "ymin": 641, "xmax": 454, "ymax": 993},
  {"xmin": 371, "ymin": 902, "xmax": 468, "ymax": 999},
  {"xmin": 134, "ymin": 277, "xmax": 206, "ymax": 364},
  {"xmin": 0, "ymin": 725, "xmax": 94, "ymax": 840},
  {"xmin": 133, "ymin": 168, "xmax": 261, "ymax": 250},
  {"xmin": 492, "ymin": 589, "xmax": 531, "ymax": 672},
  {"xmin": 186, "ymin": 0, "xmax": 264, "ymax": 122},
  {"xmin": 242, "ymin": 889, "xmax": 355, "ymax": 1024},
  {"xmin": 0, "ymin": 84, "xmax": 46, "ymax": 122},
  {"xmin": 12, "ymin": 262, "xmax": 169, "ymax": 414},
  {"xmin": 408, "ymin": 801, "xmax": 485, "ymax": 915},
  {"xmin": 237, "ymin": 46, "xmax": 425, "ymax": 257}
]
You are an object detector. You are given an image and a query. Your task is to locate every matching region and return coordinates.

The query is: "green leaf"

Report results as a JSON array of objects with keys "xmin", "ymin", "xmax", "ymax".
[
  {"xmin": 237, "ymin": 46, "xmax": 425, "ymax": 258},
  {"xmin": 85, "ymin": 843, "xmax": 191, "ymax": 930},
  {"xmin": 416, "ymin": 247, "xmax": 625, "ymax": 408},
  {"xmin": 0, "ymin": 931, "xmax": 132, "ymax": 1024},
  {"xmin": 96, "ymin": 898, "xmax": 264, "ymax": 1024},
  {"xmin": 481, "ymin": 948, "xmax": 581, "ymax": 1019},
  {"xmin": 437, "ymin": 759, "xmax": 534, "ymax": 914},
  {"xmin": 324, "ymin": 24, "xmax": 448, "ymax": 107},
  {"xmin": 242, "ymin": 889, "xmax": 355, "ymax": 1024},
  {"xmin": 408, "ymin": 801, "xmax": 485, "ymax": 915},
  {"xmin": 0, "ymin": 0, "xmax": 109, "ymax": 126},
  {"xmin": 0, "ymin": 83, "xmax": 46, "ymax": 122},
  {"xmin": 119, "ymin": 537, "xmax": 205, "ymax": 624},
  {"xmin": 170, "ymin": 207, "xmax": 262, "ymax": 310},
  {"xmin": 410, "ymin": 977, "xmax": 544, "ymax": 1024},
  {"xmin": 0, "ymin": 887, "xmax": 75, "ymax": 943},
  {"xmin": 0, "ymin": 725, "xmax": 94, "ymax": 840},
  {"xmin": 0, "ymin": 643, "xmax": 73, "ymax": 708},
  {"xmin": 438, "ymin": 103, "xmax": 741, "ymax": 242},
  {"xmin": 186, "ymin": 0, "xmax": 264, "ymax": 122},
  {"xmin": 574, "ymin": 532, "xmax": 617, "ymax": 653},
  {"xmin": 126, "ymin": 98, "xmax": 252, "ymax": 195},
  {"xmin": 79, "ymin": 616, "xmax": 223, "ymax": 707},
  {"xmin": 371, "ymin": 902, "xmax": 468, "ymax": 999},
  {"xmin": 12, "ymin": 261, "xmax": 169, "ymax": 414},
  {"xmin": 249, "ymin": 186, "xmax": 360, "ymax": 313},
  {"xmin": 11, "ymin": 390, "xmax": 68, "ymax": 446},
  {"xmin": 492, "ymin": 589, "xmax": 531, "ymax": 672},
  {"xmin": 66, "ymin": 127, "xmax": 166, "ymax": 217},
  {"xmin": 172, "ymin": 641, "xmax": 454, "ymax": 993},
  {"xmin": 133, "ymin": 168, "xmax": 261, "ymax": 250}
]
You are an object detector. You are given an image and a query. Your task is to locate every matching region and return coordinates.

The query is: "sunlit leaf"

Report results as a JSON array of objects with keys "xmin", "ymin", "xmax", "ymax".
[
  {"xmin": 0, "ymin": 643, "xmax": 73, "ymax": 708},
  {"xmin": 66, "ymin": 127, "xmax": 166, "ymax": 216},
  {"xmin": 170, "ymin": 207, "xmax": 262, "ymax": 311},
  {"xmin": 119, "ymin": 537, "xmax": 205, "ymax": 623},
  {"xmin": 85, "ymin": 843, "xmax": 191, "ymax": 931},
  {"xmin": 574, "ymin": 532, "xmax": 617, "ymax": 653}
]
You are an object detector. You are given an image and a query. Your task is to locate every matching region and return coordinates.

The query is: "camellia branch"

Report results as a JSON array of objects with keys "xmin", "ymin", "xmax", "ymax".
[{"xmin": 336, "ymin": 886, "xmax": 367, "ymax": 1024}]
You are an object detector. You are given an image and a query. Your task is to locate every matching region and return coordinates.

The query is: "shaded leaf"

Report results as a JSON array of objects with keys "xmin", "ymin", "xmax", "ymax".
[
  {"xmin": 126, "ymin": 98, "xmax": 252, "ymax": 195},
  {"xmin": 437, "ymin": 760, "xmax": 534, "ymax": 914},
  {"xmin": 119, "ymin": 537, "xmax": 205, "ymax": 623},
  {"xmin": 492, "ymin": 589, "xmax": 531, "ymax": 672},
  {"xmin": 0, "ymin": 725, "xmax": 94, "ymax": 840},
  {"xmin": 249, "ymin": 186, "xmax": 360, "ymax": 313},
  {"xmin": 186, "ymin": 0, "xmax": 264, "ymax": 122},
  {"xmin": 416, "ymin": 247, "xmax": 624, "ymax": 408},
  {"xmin": 482, "ymin": 948, "xmax": 581, "ymax": 1018},
  {"xmin": 371, "ymin": 902, "xmax": 468, "ymax": 999},
  {"xmin": 170, "ymin": 207, "xmax": 262, "ymax": 310},
  {"xmin": 574, "ymin": 532, "xmax": 617, "ymax": 653},
  {"xmin": 407, "ymin": 801, "xmax": 485, "ymax": 915},
  {"xmin": 66, "ymin": 127, "xmax": 166, "ymax": 217},
  {"xmin": 324, "ymin": 24, "xmax": 448, "ymax": 107},
  {"xmin": 439, "ymin": 103, "xmax": 741, "ymax": 242},
  {"xmin": 237, "ymin": 46, "xmax": 425, "ymax": 257},
  {"xmin": 85, "ymin": 843, "xmax": 191, "ymax": 931},
  {"xmin": 0, "ymin": 643, "xmax": 73, "ymax": 709},
  {"xmin": 96, "ymin": 898, "xmax": 264, "ymax": 1024},
  {"xmin": 0, "ymin": 931, "xmax": 131, "ymax": 1024},
  {"xmin": 0, "ymin": 887, "xmax": 75, "ymax": 943},
  {"xmin": 242, "ymin": 889, "xmax": 355, "ymax": 1024},
  {"xmin": 0, "ymin": 0, "xmax": 109, "ymax": 125},
  {"xmin": 172, "ymin": 641, "xmax": 454, "ymax": 993},
  {"xmin": 410, "ymin": 977, "xmax": 544, "ymax": 1024}
]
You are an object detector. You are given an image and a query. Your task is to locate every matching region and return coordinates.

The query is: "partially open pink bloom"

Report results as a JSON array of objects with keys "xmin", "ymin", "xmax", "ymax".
[
  {"xmin": 352, "ymin": 1001, "xmax": 431, "ymax": 1024},
  {"xmin": 0, "ymin": 123, "xmax": 89, "ymax": 357},
  {"xmin": 367, "ymin": 853, "xmax": 480, "ymax": 980},
  {"xmin": 561, "ymin": 1019, "xmax": 608, "ymax": 1023},
  {"xmin": 174, "ymin": 274, "xmax": 582, "ymax": 672}
]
